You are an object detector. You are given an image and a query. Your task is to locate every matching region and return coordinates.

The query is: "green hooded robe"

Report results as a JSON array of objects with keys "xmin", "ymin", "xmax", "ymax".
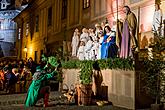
[{"xmin": 25, "ymin": 67, "xmax": 57, "ymax": 107}]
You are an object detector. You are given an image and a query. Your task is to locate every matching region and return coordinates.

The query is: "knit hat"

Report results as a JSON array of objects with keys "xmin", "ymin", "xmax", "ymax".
[{"xmin": 36, "ymin": 66, "xmax": 42, "ymax": 72}]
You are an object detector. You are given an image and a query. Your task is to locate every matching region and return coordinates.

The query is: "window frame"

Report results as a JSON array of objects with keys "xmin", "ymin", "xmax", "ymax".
[
  {"xmin": 35, "ymin": 15, "xmax": 39, "ymax": 32},
  {"xmin": 26, "ymin": 23, "xmax": 29, "ymax": 36},
  {"xmin": 48, "ymin": 6, "xmax": 52, "ymax": 26},
  {"xmin": 18, "ymin": 28, "xmax": 21, "ymax": 39},
  {"xmin": 34, "ymin": 51, "xmax": 38, "ymax": 63},
  {"xmin": 61, "ymin": 0, "xmax": 67, "ymax": 19}
]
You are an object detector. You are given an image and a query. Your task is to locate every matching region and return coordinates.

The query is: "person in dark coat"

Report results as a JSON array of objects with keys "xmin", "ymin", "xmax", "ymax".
[
  {"xmin": 27, "ymin": 57, "xmax": 37, "ymax": 75},
  {"xmin": 3, "ymin": 65, "xmax": 17, "ymax": 93}
]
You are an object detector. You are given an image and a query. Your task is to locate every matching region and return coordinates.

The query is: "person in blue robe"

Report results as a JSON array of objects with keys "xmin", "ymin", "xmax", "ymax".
[
  {"xmin": 101, "ymin": 33, "xmax": 109, "ymax": 59},
  {"xmin": 101, "ymin": 25, "xmax": 118, "ymax": 59},
  {"xmin": 107, "ymin": 31, "xmax": 118, "ymax": 58}
]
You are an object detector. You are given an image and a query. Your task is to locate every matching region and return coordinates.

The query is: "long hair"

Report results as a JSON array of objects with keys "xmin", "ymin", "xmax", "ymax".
[
  {"xmin": 155, "ymin": 3, "xmax": 160, "ymax": 11},
  {"xmin": 104, "ymin": 25, "xmax": 111, "ymax": 35}
]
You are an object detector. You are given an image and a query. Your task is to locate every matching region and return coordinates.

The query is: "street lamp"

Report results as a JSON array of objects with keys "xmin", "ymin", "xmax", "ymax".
[
  {"xmin": 24, "ymin": 46, "xmax": 27, "ymax": 52},
  {"xmin": 24, "ymin": 46, "xmax": 28, "ymax": 59}
]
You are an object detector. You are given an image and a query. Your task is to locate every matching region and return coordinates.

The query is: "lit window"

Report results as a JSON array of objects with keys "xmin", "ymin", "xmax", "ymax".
[
  {"xmin": 18, "ymin": 28, "xmax": 21, "ymax": 39},
  {"xmin": 26, "ymin": 23, "xmax": 29, "ymax": 36},
  {"xmin": 83, "ymin": 0, "xmax": 90, "ymax": 9}
]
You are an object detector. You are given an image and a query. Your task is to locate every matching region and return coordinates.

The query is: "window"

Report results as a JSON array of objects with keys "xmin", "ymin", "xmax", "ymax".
[
  {"xmin": 2, "ymin": 4, "xmax": 6, "ymax": 9},
  {"xmin": 34, "ymin": 51, "xmax": 38, "ymax": 63},
  {"xmin": 0, "ymin": 22, "xmax": 1, "ymax": 29},
  {"xmin": 40, "ymin": 49, "xmax": 43, "ymax": 59},
  {"xmin": 48, "ymin": 7, "xmax": 52, "ymax": 26},
  {"xmin": 62, "ymin": 0, "xmax": 67, "ymax": 19},
  {"xmin": 35, "ymin": 15, "xmax": 39, "ymax": 32},
  {"xmin": 26, "ymin": 23, "xmax": 29, "ymax": 36},
  {"xmin": 83, "ymin": 0, "xmax": 90, "ymax": 9},
  {"xmin": 18, "ymin": 28, "xmax": 21, "ymax": 39}
]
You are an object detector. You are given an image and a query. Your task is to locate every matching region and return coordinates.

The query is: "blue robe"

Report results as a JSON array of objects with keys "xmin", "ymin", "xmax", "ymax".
[
  {"xmin": 107, "ymin": 35, "xmax": 118, "ymax": 58},
  {"xmin": 101, "ymin": 33, "xmax": 118, "ymax": 59},
  {"xmin": 101, "ymin": 34, "xmax": 109, "ymax": 59}
]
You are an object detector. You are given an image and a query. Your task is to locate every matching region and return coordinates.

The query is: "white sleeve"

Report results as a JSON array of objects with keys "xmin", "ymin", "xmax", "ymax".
[
  {"xmin": 76, "ymin": 35, "xmax": 80, "ymax": 47},
  {"xmin": 77, "ymin": 48, "xmax": 80, "ymax": 57}
]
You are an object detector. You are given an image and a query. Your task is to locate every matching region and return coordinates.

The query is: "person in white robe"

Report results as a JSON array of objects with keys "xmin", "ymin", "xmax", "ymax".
[
  {"xmin": 71, "ymin": 28, "xmax": 80, "ymax": 57},
  {"xmin": 80, "ymin": 28, "xmax": 89, "ymax": 44},
  {"xmin": 85, "ymin": 36, "xmax": 93, "ymax": 60},
  {"xmin": 95, "ymin": 23, "xmax": 102, "ymax": 38},
  {"xmin": 152, "ymin": 3, "xmax": 162, "ymax": 36},
  {"xmin": 91, "ymin": 38, "xmax": 99, "ymax": 60},
  {"xmin": 89, "ymin": 28, "xmax": 97, "ymax": 41},
  {"xmin": 98, "ymin": 31, "xmax": 104, "ymax": 59},
  {"xmin": 77, "ymin": 41, "xmax": 85, "ymax": 60}
]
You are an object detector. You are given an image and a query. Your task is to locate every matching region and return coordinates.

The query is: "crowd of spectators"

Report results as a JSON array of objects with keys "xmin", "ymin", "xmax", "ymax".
[{"xmin": 0, "ymin": 57, "xmax": 37, "ymax": 93}]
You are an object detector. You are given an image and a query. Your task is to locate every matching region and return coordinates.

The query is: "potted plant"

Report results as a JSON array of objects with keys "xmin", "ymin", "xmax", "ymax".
[
  {"xmin": 77, "ymin": 60, "xmax": 93, "ymax": 106},
  {"xmin": 150, "ymin": 33, "xmax": 165, "ymax": 110}
]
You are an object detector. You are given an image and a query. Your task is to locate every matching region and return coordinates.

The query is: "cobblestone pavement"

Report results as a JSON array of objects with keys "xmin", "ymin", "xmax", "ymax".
[
  {"xmin": 0, "ymin": 105, "xmax": 131, "ymax": 110},
  {"xmin": 0, "ymin": 91, "xmax": 132, "ymax": 110}
]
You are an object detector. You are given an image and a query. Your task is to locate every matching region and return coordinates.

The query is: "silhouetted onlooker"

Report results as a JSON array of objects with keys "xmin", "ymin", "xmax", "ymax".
[{"xmin": 27, "ymin": 57, "xmax": 37, "ymax": 75}]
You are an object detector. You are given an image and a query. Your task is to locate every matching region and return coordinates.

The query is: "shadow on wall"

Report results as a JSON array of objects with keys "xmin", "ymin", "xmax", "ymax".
[{"xmin": 93, "ymin": 61, "xmax": 109, "ymax": 101}]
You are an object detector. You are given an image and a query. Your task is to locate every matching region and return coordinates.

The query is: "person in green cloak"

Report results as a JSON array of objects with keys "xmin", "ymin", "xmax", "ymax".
[{"xmin": 25, "ymin": 55, "xmax": 59, "ymax": 107}]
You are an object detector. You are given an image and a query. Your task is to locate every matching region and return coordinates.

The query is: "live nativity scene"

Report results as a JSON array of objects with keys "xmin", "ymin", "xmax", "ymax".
[{"xmin": 0, "ymin": 0, "xmax": 165, "ymax": 110}]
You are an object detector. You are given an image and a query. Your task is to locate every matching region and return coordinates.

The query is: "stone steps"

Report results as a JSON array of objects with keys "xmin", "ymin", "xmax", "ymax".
[
  {"xmin": 0, "ymin": 91, "xmax": 143, "ymax": 110},
  {"xmin": 0, "ymin": 91, "xmax": 63, "ymax": 106}
]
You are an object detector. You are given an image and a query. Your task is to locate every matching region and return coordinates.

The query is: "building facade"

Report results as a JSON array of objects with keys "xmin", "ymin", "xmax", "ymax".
[
  {"xmin": 0, "ymin": 0, "xmax": 20, "ymax": 57},
  {"xmin": 14, "ymin": 0, "xmax": 165, "ymax": 62},
  {"xmin": 0, "ymin": 10, "xmax": 19, "ymax": 57}
]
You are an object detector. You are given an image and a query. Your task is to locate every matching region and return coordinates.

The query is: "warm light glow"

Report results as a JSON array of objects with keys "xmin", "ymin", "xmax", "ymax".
[
  {"xmin": 27, "ymin": 44, "xmax": 33, "ymax": 57},
  {"xmin": 106, "ymin": 0, "xmax": 156, "ymax": 33},
  {"xmin": 29, "ymin": 48, "xmax": 33, "ymax": 53},
  {"xmin": 140, "ymin": 4, "xmax": 155, "ymax": 32},
  {"xmin": 24, "ymin": 47, "xmax": 27, "ymax": 52}
]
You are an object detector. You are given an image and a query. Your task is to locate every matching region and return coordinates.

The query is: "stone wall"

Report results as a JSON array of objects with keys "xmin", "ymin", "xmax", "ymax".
[{"xmin": 62, "ymin": 69, "xmax": 135, "ymax": 109}]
